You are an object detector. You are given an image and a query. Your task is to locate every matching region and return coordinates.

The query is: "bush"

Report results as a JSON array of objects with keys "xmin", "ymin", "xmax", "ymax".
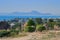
[
  {"xmin": 0, "ymin": 30, "xmax": 10, "ymax": 37},
  {"xmin": 10, "ymin": 29, "xmax": 19, "ymax": 35},
  {"xmin": 0, "ymin": 30, "xmax": 19, "ymax": 37},
  {"xmin": 36, "ymin": 25, "xmax": 46, "ymax": 32},
  {"xmin": 48, "ymin": 22, "xmax": 55, "ymax": 29},
  {"xmin": 24, "ymin": 26, "xmax": 35, "ymax": 32},
  {"xmin": 56, "ymin": 22, "xmax": 60, "ymax": 26}
]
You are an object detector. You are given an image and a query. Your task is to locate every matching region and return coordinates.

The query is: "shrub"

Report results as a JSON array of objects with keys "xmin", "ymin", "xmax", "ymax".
[
  {"xmin": 36, "ymin": 25, "xmax": 46, "ymax": 32},
  {"xmin": 0, "ymin": 30, "xmax": 10, "ymax": 37},
  {"xmin": 7, "ymin": 29, "xmax": 19, "ymax": 37},
  {"xmin": 0, "ymin": 30, "xmax": 19, "ymax": 37},
  {"xmin": 56, "ymin": 22, "xmax": 60, "ymax": 26},
  {"xmin": 48, "ymin": 22, "xmax": 55, "ymax": 29},
  {"xmin": 24, "ymin": 26, "xmax": 35, "ymax": 32},
  {"xmin": 10, "ymin": 29, "xmax": 19, "ymax": 35}
]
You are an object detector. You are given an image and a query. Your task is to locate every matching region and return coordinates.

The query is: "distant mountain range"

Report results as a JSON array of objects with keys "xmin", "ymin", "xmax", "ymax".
[
  {"xmin": 8, "ymin": 11, "xmax": 52, "ymax": 16},
  {"xmin": 0, "ymin": 11, "xmax": 52, "ymax": 16},
  {"xmin": 0, "ymin": 11, "xmax": 60, "ymax": 21}
]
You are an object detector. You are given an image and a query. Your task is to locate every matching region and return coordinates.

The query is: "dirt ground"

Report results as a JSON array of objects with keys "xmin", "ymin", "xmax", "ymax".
[{"xmin": 0, "ymin": 30, "xmax": 60, "ymax": 40}]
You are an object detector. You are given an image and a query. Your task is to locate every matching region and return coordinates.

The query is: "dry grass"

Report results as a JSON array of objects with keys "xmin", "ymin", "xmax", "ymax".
[
  {"xmin": 0, "ymin": 30, "xmax": 60, "ymax": 40},
  {"xmin": 38, "ymin": 30, "xmax": 60, "ymax": 40}
]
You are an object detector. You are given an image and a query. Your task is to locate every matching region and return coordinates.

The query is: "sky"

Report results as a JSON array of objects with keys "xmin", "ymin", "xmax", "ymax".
[{"xmin": 0, "ymin": 0, "xmax": 60, "ymax": 15}]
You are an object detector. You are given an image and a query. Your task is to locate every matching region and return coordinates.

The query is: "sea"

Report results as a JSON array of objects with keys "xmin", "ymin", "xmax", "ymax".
[{"xmin": 0, "ymin": 16, "xmax": 60, "ymax": 21}]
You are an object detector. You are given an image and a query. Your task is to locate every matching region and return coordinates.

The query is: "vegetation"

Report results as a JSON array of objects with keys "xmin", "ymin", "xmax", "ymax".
[
  {"xmin": 49, "ymin": 19, "xmax": 54, "ymax": 22},
  {"xmin": 0, "ymin": 18, "xmax": 60, "ymax": 38},
  {"xmin": 0, "ymin": 29, "xmax": 19, "ymax": 37},
  {"xmin": 48, "ymin": 22, "xmax": 55, "ymax": 29},
  {"xmin": 27, "ymin": 19, "xmax": 36, "ymax": 26},
  {"xmin": 36, "ymin": 25, "xmax": 46, "ymax": 32},
  {"xmin": 0, "ymin": 21, "xmax": 10, "ymax": 30},
  {"xmin": 56, "ymin": 22, "xmax": 60, "ymax": 26},
  {"xmin": 0, "ymin": 30, "xmax": 10, "ymax": 37},
  {"xmin": 35, "ymin": 18, "xmax": 43, "ymax": 24},
  {"xmin": 24, "ymin": 26, "xmax": 35, "ymax": 32}
]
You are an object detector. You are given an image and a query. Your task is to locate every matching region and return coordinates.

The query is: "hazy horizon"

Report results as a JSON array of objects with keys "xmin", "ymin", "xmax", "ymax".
[{"xmin": 0, "ymin": 0, "xmax": 60, "ymax": 15}]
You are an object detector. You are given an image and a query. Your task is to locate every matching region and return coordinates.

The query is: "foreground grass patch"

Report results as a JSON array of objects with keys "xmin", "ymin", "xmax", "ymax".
[
  {"xmin": 41, "ymin": 31, "xmax": 60, "ymax": 40},
  {"xmin": 0, "ymin": 30, "xmax": 28, "ymax": 38}
]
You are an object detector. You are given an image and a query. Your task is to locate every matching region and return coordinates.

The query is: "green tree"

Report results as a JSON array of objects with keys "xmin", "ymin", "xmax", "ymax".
[
  {"xmin": 49, "ymin": 19, "xmax": 54, "ymax": 22},
  {"xmin": 35, "ymin": 18, "xmax": 43, "ymax": 25},
  {"xmin": 27, "ymin": 19, "xmax": 35, "ymax": 26}
]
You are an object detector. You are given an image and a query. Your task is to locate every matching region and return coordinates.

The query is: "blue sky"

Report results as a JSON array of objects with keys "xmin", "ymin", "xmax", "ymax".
[{"xmin": 0, "ymin": 0, "xmax": 60, "ymax": 15}]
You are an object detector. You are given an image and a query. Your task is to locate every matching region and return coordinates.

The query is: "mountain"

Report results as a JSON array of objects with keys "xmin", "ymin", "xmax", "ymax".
[
  {"xmin": 6, "ymin": 11, "xmax": 52, "ymax": 16},
  {"xmin": 0, "ymin": 11, "xmax": 60, "ymax": 20}
]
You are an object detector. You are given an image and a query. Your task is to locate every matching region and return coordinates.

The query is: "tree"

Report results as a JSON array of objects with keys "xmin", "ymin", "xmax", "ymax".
[
  {"xmin": 27, "ymin": 19, "xmax": 35, "ymax": 26},
  {"xmin": 0, "ymin": 21, "xmax": 10, "ymax": 30},
  {"xmin": 49, "ymin": 19, "xmax": 54, "ymax": 22},
  {"xmin": 35, "ymin": 18, "xmax": 43, "ymax": 25}
]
